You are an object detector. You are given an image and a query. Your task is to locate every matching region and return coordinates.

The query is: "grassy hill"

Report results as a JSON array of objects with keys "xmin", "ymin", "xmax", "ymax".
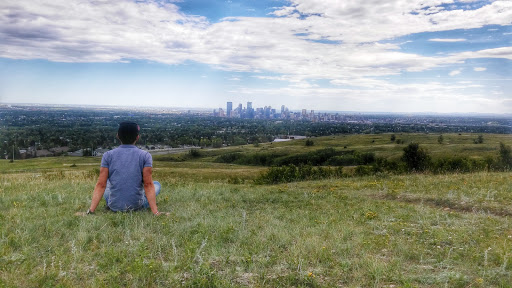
[{"xmin": 1, "ymin": 133, "xmax": 511, "ymax": 287}]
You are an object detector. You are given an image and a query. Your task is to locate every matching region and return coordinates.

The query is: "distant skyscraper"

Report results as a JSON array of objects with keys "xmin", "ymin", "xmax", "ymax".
[
  {"xmin": 227, "ymin": 102, "xmax": 233, "ymax": 117},
  {"xmin": 247, "ymin": 102, "xmax": 253, "ymax": 119}
]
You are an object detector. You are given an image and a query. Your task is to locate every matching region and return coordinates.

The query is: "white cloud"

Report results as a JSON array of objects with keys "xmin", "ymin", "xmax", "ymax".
[
  {"xmin": 0, "ymin": 0, "xmax": 511, "ymax": 112},
  {"xmin": 228, "ymin": 80, "xmax": 501, "ymax": 113},
  {"xmin": 428, "ymin": 38, "xmax": 467, "ymax": 42},
  {"xmin": 278, "ymin": 0, "xmax": 512, "ymax": 43},
  {"xmin": 1, "ymin": 0, "xmax": 511, "ymax": 67},
  {"xmin": 449, "ymin": 70, "xmax": 462, "ymax": 76},
  {"xmin": 451, "ymin": 47, "xmax": 512, "ymax": 61},
  {"xmin": 289, "ymin": 81, "xmax": 318, "ymax": 88},
  {"xmin": 474, "ymin": 67, "xmax": 487, "ymax": 71},
  {"xmin": 270, "ymin": 6, "xmax": 297, "ymax": 17},
  {"xmin": 228, "ymin": 77, "xmax": 241, "ymax": 81}
]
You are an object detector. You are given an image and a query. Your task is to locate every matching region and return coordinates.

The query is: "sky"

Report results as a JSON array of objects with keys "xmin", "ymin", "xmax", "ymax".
[{"xmin": 0, "ymin": 0, "xmax": 511, "ymax": 113}]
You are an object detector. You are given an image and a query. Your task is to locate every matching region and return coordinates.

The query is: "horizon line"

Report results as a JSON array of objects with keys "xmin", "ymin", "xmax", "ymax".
[{"xmin": 1, "ymin": 102, "xmax": 511, "ymax": 117}]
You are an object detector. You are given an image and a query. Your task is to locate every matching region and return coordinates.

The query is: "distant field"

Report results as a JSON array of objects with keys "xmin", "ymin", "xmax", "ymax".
[
  {"xmin": 263, "ymin": 133, "xmax": 512, "ymax": 161},
  {"xmin": 1, "ymin": 133, "xmax": 511, "ymax": 287}
]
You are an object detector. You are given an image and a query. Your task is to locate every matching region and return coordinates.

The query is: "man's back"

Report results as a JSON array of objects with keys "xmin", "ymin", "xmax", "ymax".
[{"xmin": 101, "ymin": 144, "xmax": 153, "ymax": 211}]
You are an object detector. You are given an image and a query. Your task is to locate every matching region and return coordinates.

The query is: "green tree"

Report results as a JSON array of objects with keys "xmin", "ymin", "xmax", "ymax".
[
  {"xmin": 402, "ymin": 143, "xmax": 431, "ymax": 172},
  {"xmin": 212, "ymin": 138, "xmax": 223, "ymax": 148},
  {"xmin": 498, "ymin": 142, "xmax": 511, "ymax": 170},
  {"xmin": 438, "ymin": 134, "xmax": 444, "ymax": 144},
  {"xmin": 390, "ymin": 134, "xmax": 396, "ymax": 142},
  {"xmin": 199, "ymin": 138, "xmax": 211, "ymax": 148}
]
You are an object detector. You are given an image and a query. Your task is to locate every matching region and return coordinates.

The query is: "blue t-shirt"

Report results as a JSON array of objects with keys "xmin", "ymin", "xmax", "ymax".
[{"xmin": 100, "ymin": 145, "xmax": 153, "ymax": 211}]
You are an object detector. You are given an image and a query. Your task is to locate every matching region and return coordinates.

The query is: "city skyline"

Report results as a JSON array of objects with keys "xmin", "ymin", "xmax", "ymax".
[{"xmin": 0, "ymin": 1, "xmax": 511, "ymax": 113}]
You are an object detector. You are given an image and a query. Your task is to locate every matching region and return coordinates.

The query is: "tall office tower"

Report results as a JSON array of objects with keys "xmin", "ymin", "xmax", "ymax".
[
  {"xmin": 302, "ymin": 109, "xmax": 307, "ymax": 116},
  {"xmin": 227, "ymin": 102, "xmax": 233, "ymax": 117},
  {"xmin": 264, "ymin": 106, "xmax": 271, "ymax": 118},
  {"xmin": 238, "ymin": 103, "xmax": 242, "ymax": 113},
  {"xmin": 247, "ymin": 102, "xmax": 253, "ymax": 118},
  {"xmin": 281, "ymin": 105, "xmax": 285, "ymax": 114}
]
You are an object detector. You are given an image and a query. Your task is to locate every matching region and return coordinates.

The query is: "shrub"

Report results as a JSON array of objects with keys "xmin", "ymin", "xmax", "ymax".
[
  {"xmin": 358, "ymin": 152, "xmax": 376, "ymax": 165},
  {"xmin": 273, "ymin": 148, "xmax": 339, "ymax": 166},
  {"xmin": 255, "ymin": 164, "xmax": 344, "ymax": 184},
  {"xmin": 305, "ymin": 139, "xmax": 314, "ymax": 146},
  {"xmin": 498, "ymin": 142, "xmax": 512, "ymax": 170},
  {"xmin": 354, "ymin": 165, "xmax": 374, "ymax": 176},
  {"xmin": 216, "ymin": 151, "xmax": 289, "ymax": 166},
  {"xmin": 189, "ymin": 149, "xmax": 201, "ymax": 158},
  {"xmin": 374, "ymin": 158, "xmax": 405, "ymax": 174},
  {"xmin": 215, "ymin": 153, "xmax": 242, "ymax": 163},
  {"xmin": 431, "ymin": 157, "xmax": 486, "ymax": 173},
  {"xmin": 227, "ymin": 177, "xmax": 244, "ymax": 184},
  {"xmin": 402, "ymin": 143, "xmax": 431, "ymax": 172},
  {"xmin": 325, "ymin": 155, "xmax": 358, "ymax": 166}
]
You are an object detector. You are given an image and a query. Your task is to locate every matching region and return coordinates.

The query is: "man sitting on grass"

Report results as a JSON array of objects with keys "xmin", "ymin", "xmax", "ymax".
[{"xmin": 86, "ymin": 121, "xmax": 164, "ymax": 216}]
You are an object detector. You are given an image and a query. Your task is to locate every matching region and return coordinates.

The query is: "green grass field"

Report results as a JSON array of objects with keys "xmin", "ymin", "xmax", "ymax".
[{"xmin": 1, "ymin": 133, "xmax": 511, "ymax": 287}]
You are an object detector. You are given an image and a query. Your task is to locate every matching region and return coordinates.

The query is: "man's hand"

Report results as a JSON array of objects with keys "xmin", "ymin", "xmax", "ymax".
[
  {"xmin": 154, "ymin": 211, "xmax": 170, "ymax": 216},
  {"xmin": 75, "ymin": 209, "xmax": 95, "ymax": 216}
]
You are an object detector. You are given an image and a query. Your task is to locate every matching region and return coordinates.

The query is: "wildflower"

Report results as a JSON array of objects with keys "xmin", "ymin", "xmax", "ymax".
[
  {"xmin": 365, "ymin": 211, "xmax": 377, "ymax": 220},
  {"xmin": 307, "ymin": 272, "xmax": 315, "ymax": 278},
  {"xmin": 475, "ymin": 278, "xmax": 483, "ymax": 284}
]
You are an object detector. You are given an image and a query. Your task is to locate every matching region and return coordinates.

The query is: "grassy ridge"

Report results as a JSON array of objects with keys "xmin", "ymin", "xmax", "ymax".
[
  {"xmin": 160, "ymin": 133, "xmax": 511, "ymax": 168},
  {"xmin": 1, "ymin": 133, "xmax": 511, "ymax": 287}
]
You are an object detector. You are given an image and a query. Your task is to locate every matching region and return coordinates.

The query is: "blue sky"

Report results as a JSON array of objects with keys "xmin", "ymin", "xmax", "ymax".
[{"xmin": 0, "ymin": 0, "xmax": 511, "ymax": 113}]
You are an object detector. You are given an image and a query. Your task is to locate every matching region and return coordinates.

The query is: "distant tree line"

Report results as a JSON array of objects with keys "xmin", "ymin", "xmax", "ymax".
[{"xmin": 1, "ymin": 107, "xmax": 511, "ymax": 159}]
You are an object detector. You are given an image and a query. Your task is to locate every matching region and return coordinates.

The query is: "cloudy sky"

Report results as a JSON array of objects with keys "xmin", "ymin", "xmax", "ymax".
[{"xmin": 0, "ymin": 0, "xmax": 511, "ymax": 113}]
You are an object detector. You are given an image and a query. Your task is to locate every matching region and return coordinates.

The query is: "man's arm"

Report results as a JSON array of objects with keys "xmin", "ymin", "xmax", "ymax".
[
  {"xmin": 143, "ymin": 166, "xmax": 159, "ymax": 215},
  {"xmin": 88, "ymin": 167, "xmax": 109, "ymax": 213}
]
